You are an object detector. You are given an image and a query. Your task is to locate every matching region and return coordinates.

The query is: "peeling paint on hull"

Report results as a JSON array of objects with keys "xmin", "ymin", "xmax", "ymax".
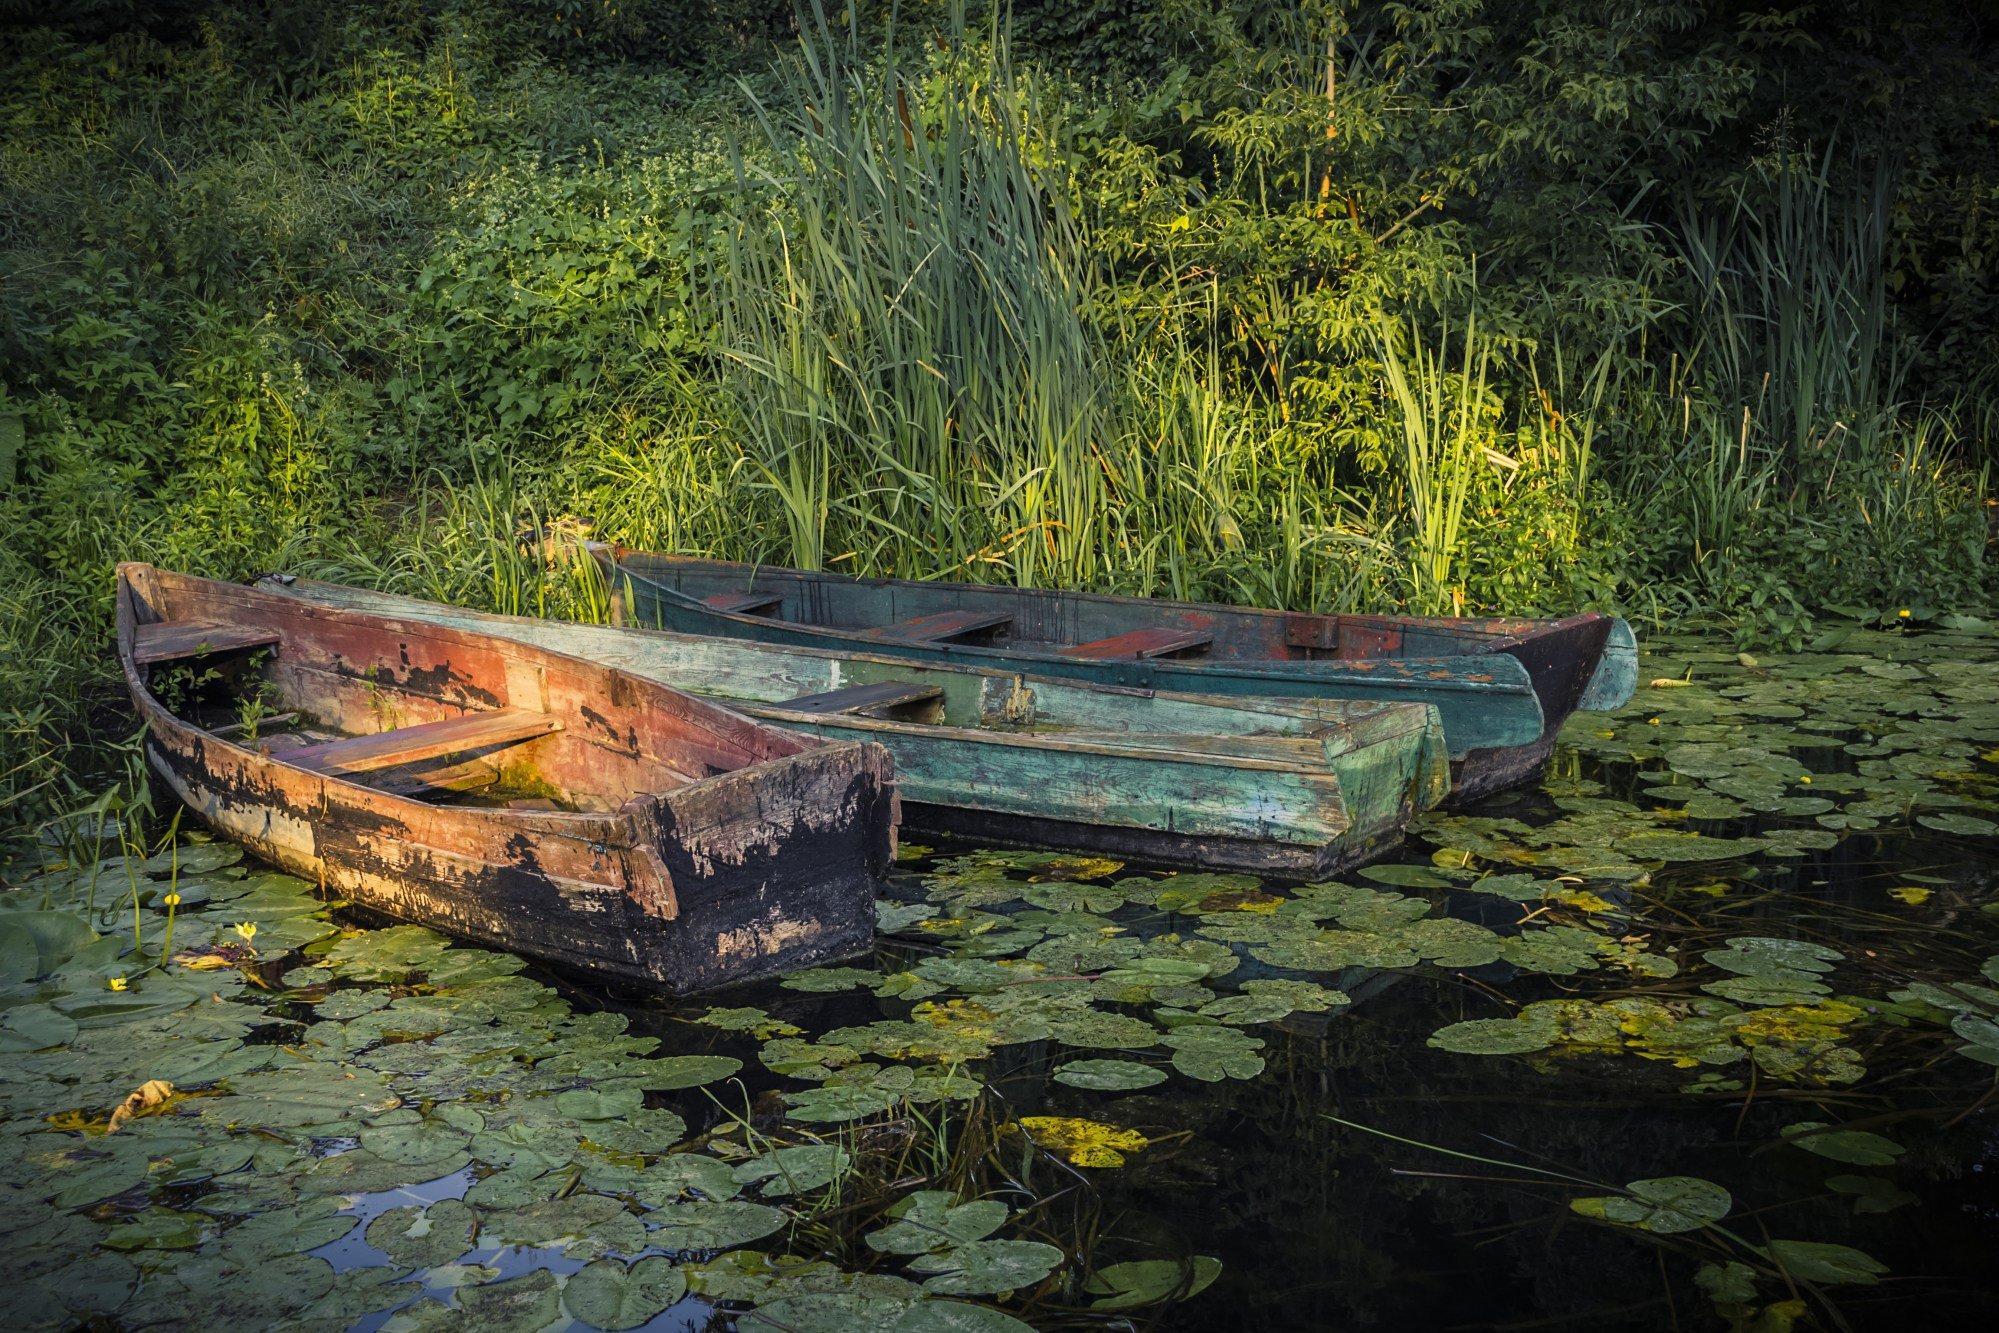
[{"xmin": 117, "ymin": 564, "xmax": 898, "ymax": 992}]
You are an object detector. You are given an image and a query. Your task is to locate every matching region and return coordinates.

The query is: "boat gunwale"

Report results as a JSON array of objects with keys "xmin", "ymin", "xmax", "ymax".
[
  {"xmin": 603, "ymin": 555, "xmax": 1550, "ymax": 701},
  {"xmin": 262, "ymin": 574, "xmax": 1450, "ymax": 777},
  {"xmin": 608, "ymin": 546, "xmax": 1612, "ymax": 648}
]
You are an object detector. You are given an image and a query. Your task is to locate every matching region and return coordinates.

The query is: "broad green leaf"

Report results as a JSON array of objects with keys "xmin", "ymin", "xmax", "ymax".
[{"xmin": 562, "ymin": 1257, "xmax": 688, "ymax": 1330}]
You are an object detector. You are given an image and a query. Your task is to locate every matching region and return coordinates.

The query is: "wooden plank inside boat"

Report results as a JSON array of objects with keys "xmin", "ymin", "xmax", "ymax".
[
  {"xmin": 282, "ymin": 709, "xmax": 561, "ymax": 777},
  {"xmin": 1057, "ymin": 627, "xmax": 1213, "ymax": 659},
  {"xmin": 133, "ymin": 618, "xmax": 281, "ymax": 664},
  {"xmin": 857, "ymin": 609, "xmax": 1012, "ymax": 643},
  {"xmin": 780, "ymin": 680, "xmax": 944, "ymax": 716},
  {"xmin": 702, "ymin": 591, "xmax": 784, "ymax": 616}
]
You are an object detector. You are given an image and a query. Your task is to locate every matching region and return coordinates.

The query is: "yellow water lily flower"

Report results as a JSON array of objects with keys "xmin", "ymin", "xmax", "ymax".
[
  {"xmin": 107, "ymin": 976, "xmax": 127, "ymax": 992},
  {"xmin": 232, "ymin": 921, "xmax": 258, "ymax": 944},
  {"xmin": 162, "ymin": 892, "xmax": 181, "ymax": 907}
]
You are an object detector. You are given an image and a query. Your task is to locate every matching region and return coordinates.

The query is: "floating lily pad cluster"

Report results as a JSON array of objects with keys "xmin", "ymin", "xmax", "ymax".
[
  {"xmin": 1560, "ymin": 628, "xmax": 1999, "ymax": 841},
  {"xmin": 0, "ymin": 845, "xmax": 1154, "ymax": 1331}
]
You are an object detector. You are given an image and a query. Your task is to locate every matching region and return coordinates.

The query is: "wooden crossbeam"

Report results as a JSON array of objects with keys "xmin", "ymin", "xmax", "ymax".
[
  {"xmin": 368, "ymin": 758, "xmax": 502, "ymax": 800},
  {"xmin": 134, "ymin": 619, "xmax": 281, "ymax": 665},
  {"xmin": 283, "ymin": 709, "xmax": 561, "ymax": 778},
  {"xmin": 856, "ymin": 610, "xmax": 1012, "ymax": 643},
  {"xmin": 778, "ymin": 681, "xmax": 945, "ymax": 716},
  {"xmin": 1055, "ymin": 627, "xmax": 1214, "ymax": 659},
  {"xmin": 702, "ymin": 591, "xmax": 785, "ymax": 616}
]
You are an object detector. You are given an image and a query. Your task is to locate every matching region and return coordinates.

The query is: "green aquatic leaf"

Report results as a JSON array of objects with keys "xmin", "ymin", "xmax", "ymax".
[
  {"xmin": 1919, "ymin": 812, "xmax": 1999, "ymax": 836},
  {"xmin": 1052, "ymin": 1058, "xmax": 1166, "ymax": 1091},
  {"xmin": 1826, "ymin": 1173, "xmax": 1920, "ymax": 1214},
  {"xmin": 865, "ymin": 1191, "xmax": 1009, "ymax": 1255},
  {"xmin": 1781, "ymin": 1122, "xmax": 1904, "ymax": 1166},
  {"xmin": 876, "ymin": 901, "xmax": 935, "ymax": 934},
  {"xmin": 783, "ymin": 1083, "xmax": 899, "ymax": 1124},
  {"xmin": 638, "ymin": 1154, "xmax": 743, "ymax": 1205},
  {"xmin": 322, "ymin": 924, "xmax": 453, "ymax": 981},
  {"xmin": 480, "ymin": 1193, "xmax": 646, "ymax": 1259},
  {"xmin": 733, "ymin": 1144, "xmax": 852, "ymax": 1197},
  {"xmin": 0, "ymin": 1003, "xmax": 79, "ymax": 1051},
  {"xmin": 1046, "ymin": 1007, "xmax": 1160, "ymax": 1050},
  {"xmin": 1701, "ymin": 976, "xmax": 1833, "ymax": 1005},
  {"xmin": 696, "ymin": 1006, "xmax": 803, "ymax": 1038},
  {"xmin": 1084, "ymin": 1256, "xmax": 1223, "ymax": 1310},
  {"xmin": 1569, "ymin": 1177, "xmax": 1730, "ymax": 1234},
  {"xmin": 360, "ymin": 1118, "xmax": 470, "ymax": 1165},
  {"xmin": 314, "ymin": 988, "xmax": 392, "ymax": 1020},
  {"xmin": 102, "ymin": 1208, "xmax": 205, "ymax": 1251},
  {"xmin": 636, "ymin": 1054, "xmax": 743, "ymax": 1090},
  {"xmin": 1498, "ymin": 927, "xmax": 1605, "ymax": 976},
  {"xmin": 1761, "ymin": 1239, "xmax": 1888, "ymax": 1286},
  {"xmin": 555, "ymin": 1083, "xmax": 645, "ymax": 1121},
  {"xmin": 449, "ymin": 1268, "xmax": 564, "ymax": 1332},
  {"xmin": 365, "ymin": 1199, "xmax": 476, "ymax": 1268},
  {"xmin": 300, "ymin": 1149, "xmax": 472, "ymax": 1196},
  {"xmin": 1428, "ymin": 1010, "xmax": 1557, "ymax": 1055},
  {"xmin": 141, "ymin": 842, "xmax": 243, "ymax": 876},
  {"xmin": 781, "ymin": 967, "xmax": 885, "ymax": 993},
  {"xmin": 464, "ymin": 1166, "xmax": 569, "ymax": 1209},
  {"xmin": 562, "ymin": 1256, "xmax": 688, "ymax": 1330},
  {"xmin": 645, "ymin": 1200, "xmax": 788, "ymax": 1251},
  {"xmin": 908, "ymin": 1238, "xmax": 1064, "ymax": 1296}
]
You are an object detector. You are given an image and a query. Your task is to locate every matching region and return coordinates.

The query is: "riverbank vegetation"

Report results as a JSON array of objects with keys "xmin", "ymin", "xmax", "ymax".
[{"xmin": 3, "ymin": 0, "xmax": 1994, "ymax": 825}]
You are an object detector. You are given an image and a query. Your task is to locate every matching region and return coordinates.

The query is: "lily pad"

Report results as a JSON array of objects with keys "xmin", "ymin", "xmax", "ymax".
[
  {"xmin": 1085, "ymin": 1256, "xmax": 1223, "ymax": 1310},
  {"xmin": 645, "ymin": 1200, "xmax": 788, "ymax": 1251},
  {"xmin": 1569, "ymin": 1177, "xmax": 1730, "ymax": 1234},
  {"xmin": 1052, "ymin": 1059, "xmax": 1167, "ymax": 1092},
  {"xmin": 908, "ymin": 1239, "xmax": 1064, "ymax": 1296},
  {"xmin": 561, "ymin": 1256, "xmax": 688, "ymax": 1330},
  {"xmin": 1761, "ymin": 1239, "xmax": 1889, "ymax": 1286},
  {"xmin": 1780, "ymin": 1122, "xmax": 1904, "ymax": 1166},
  {"xmin": 365, "ymin": 1199, "xmax": 477, "ymax": 1268},
  {"xmin": 866, "ymin": 1192, "xmax": 1009, "ymax": 1255}
]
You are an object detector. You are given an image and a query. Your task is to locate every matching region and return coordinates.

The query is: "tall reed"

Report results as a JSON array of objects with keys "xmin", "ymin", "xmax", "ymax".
[
  {"xmin": 714, "ymin": 3, "xmax": 1107, "ymax": 585},
  {"xmin": 1374, "ymin": 314, "xmax": 1491, "ymax": 614}
]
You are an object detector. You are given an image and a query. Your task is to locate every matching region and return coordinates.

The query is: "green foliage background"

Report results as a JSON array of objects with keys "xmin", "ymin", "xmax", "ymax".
[{"xmin": 1, "ymin": 0, "xmax": 1993, "ymax": 826}]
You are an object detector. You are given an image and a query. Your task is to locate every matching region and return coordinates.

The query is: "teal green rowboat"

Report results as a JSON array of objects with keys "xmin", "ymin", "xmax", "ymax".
[{"xmin": 596, "ymin": 548, "xmax": 1638, "ymax": 803}]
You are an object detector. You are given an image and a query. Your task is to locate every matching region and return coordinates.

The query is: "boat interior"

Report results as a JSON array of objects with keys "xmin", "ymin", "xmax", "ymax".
[
  {"xmin": 612, "ymin": 552, "xmax": 1568, "ymax": 665},
  {"xmin": 123, "ymin": 571, "xmax": 816, "ymax": 815}
]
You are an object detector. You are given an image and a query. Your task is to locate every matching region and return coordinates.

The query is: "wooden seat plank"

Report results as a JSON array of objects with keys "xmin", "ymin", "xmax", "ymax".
[
  {"xmin": 134, "ymin": 619, "xmax": 282, "ymax": 665},
  {"xmin": 285, "ymin": 709, "xmax": 561, "ymax": 778},
  {"xmin": 780, "ymin": 681, "xmax": 945, "ymax": 716},
  {"xmin": 369, "ymin": 758, "xmax": 501, "ymax": 800},
  {"xmin": 856, "ymin": 610, "xmax": 1013, "ymax": 643},
  {"xmin": 1056, "ymin": 627, "xmax": 1213, "ymax": 660},
  {"xmin": 702, "ymin": 591, "xmax": 785, "ymax": 616}
]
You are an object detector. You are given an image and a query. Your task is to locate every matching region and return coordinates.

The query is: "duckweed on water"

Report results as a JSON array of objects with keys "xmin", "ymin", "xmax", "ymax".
[{"xmin": 3, "ymin": 624, "xmax": 1997, "ymax": 1329}]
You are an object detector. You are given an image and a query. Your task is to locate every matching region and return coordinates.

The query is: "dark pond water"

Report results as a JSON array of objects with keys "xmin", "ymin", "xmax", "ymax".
[{"xmin": 4, "ymin": 627, "xmax": 1997, "ymax": 1331}]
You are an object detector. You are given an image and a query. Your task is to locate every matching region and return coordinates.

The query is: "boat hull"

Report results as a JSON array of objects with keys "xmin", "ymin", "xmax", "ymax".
[
  {"xmin": 119, "ymin": 565, "xmax": 897, "ymax": 991},
  {"xmin": 603, "ymin": 551, "xmax": 1634, "ymax": 803}
]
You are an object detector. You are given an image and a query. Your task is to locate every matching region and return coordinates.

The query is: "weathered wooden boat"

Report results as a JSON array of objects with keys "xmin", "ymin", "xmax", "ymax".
[
  {"xmin": 116, "ymin": 564, "xmax": 898, "ymax": 991},
  {"xmin": 262, "ymin": 577, "xmax": 1451, "ymax": 878},
  {"xmin": 596, "ymin": 549, "xmax": 1638, "ymax": 803}
]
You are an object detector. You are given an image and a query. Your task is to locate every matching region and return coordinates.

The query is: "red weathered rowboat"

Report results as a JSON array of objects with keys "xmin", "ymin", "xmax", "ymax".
[{"xmin": 116, "ymin": 564, "xmax": 898, "ymax": 991}]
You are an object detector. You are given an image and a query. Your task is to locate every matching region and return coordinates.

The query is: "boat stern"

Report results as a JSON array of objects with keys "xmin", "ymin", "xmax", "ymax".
[{"xmin": 625, "ymin": 739, "xmax": 898, "ymax": 992}]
